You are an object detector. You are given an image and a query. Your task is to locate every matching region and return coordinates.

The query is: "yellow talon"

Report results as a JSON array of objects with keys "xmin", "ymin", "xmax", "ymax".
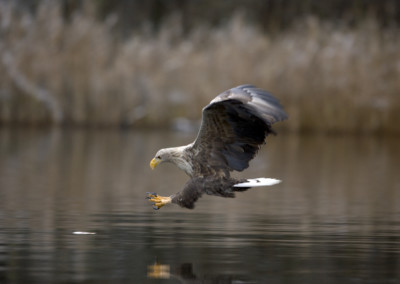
[{"xmin": 147, "ymin": 193, "xmax": 172, "ymax": 210}]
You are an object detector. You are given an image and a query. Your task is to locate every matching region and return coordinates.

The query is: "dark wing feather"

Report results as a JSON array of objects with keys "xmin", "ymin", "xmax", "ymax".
[{"xmin": 191, "ymin": 85, "xmax": 287, "ymax": 174}]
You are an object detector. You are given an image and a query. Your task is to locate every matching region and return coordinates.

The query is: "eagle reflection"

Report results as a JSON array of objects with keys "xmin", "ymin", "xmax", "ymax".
[{"xmin": 147, "ymin": 261, "xmax": 240, "ymax": 283}]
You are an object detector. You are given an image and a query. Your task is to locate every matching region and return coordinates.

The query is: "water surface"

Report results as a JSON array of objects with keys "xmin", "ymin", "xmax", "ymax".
[{"xmin": 0, "ymin": 129, "xmax": 399, "ymax": 283}]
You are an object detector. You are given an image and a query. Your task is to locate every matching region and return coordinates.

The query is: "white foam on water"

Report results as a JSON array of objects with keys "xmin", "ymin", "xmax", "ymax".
[{"xmin": 73, "ymin": 231, "xmax": 96, "ymax": 235}]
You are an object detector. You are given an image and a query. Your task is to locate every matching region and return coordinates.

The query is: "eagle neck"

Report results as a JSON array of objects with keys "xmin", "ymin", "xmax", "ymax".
[{"xmin": 168, "ymin": 144, "xmax": 194, "ymax": 177}]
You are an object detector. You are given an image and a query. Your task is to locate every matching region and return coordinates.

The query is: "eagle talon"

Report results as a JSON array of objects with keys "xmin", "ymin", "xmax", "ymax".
[
  {"xmin": 146, "ymin": 194, "xmax": 157, "ymax": 200},
  {"xmin": 146, "ymin": 193, "xmax": 172, "ymax": 210}
]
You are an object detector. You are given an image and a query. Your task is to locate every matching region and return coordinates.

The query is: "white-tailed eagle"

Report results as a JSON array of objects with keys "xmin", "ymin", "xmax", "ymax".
[{"xmin": 147, "ymin": 85, "xmax": 287, "ymax": 209}]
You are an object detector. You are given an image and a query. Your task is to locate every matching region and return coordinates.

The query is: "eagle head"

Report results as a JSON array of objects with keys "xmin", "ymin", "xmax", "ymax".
[{"xmin": 150, "ymin": 146, "xmax": 193, "ymax": 176}]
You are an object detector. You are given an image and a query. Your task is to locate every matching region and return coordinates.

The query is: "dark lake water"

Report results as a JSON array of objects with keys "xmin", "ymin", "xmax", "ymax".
[{"xmin": 0, "ymin": 128, "xmax": 399, "ymax": 283}]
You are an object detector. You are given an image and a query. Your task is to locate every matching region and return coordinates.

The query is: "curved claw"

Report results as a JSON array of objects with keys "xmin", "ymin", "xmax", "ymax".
[{"xmin": 146, "ymin": 192, "xmax": 157, "ymax": 200}]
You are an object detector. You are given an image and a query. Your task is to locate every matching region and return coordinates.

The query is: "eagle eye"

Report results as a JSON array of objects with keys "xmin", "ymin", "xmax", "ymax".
[{"xmin": 156, "ymin": 155, "xmax": 161, "ymax": 160}]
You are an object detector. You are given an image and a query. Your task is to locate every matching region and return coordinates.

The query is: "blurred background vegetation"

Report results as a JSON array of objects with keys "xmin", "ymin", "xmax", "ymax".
[{"xmin": 1, "ymin": 0, "xmax": 399, "ymax": 133}]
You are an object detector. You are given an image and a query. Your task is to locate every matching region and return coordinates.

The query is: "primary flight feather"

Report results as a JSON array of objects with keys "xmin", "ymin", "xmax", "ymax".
[{"xmin": 147, "ymin": 84, "xmax": 287, "ymax": 209}]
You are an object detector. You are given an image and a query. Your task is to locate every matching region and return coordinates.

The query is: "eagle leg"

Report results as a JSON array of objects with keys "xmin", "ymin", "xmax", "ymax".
[{"xmin": 146, "ymin": 192, "xmax": 172, "ymax": 210}]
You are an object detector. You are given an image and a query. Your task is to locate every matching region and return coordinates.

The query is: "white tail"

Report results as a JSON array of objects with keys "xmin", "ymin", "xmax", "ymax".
[{"xmin": 234, "ymin": 178, "xmax": 281, "ymax": 188}]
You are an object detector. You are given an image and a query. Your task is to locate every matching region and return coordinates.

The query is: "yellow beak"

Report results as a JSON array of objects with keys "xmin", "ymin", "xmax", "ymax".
[{"xmin": 150, "ymin": 158, "xmax": 161, "ymax": 169}]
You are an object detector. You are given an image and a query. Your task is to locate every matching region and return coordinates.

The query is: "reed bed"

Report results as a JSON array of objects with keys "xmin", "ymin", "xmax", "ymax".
[{"xmin": 1, "ymin": 2, "xmax": 399, "ymax": 133}]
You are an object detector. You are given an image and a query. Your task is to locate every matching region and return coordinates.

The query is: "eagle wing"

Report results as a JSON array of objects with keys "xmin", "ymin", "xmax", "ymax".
[{"xmin": 191, "ymin": 84, "xmax": 287, "ymax": 174}]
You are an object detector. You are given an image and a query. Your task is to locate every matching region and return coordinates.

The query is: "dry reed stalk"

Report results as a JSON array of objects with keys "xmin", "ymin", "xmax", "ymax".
[{"xmin": 0, "ymin": 2, "xmax": 399, "ymax": 133}]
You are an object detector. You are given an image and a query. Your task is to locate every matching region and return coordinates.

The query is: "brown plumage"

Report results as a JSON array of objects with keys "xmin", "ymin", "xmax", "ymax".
[{"xmin": 148, "ymin": 84, "xmax": 287, "ymax": 210}]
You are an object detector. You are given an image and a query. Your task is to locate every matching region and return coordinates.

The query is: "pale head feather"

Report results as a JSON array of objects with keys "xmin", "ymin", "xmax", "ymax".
[{"xmin": 154, "ymin": 145, "xmax": 193, "ymax": 176}]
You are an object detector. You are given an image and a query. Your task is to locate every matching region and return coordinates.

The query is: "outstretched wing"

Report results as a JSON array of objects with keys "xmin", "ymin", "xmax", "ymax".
[{"xmin": 191, "ymin": 84, "xmax": 287, "ymax": 174}]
